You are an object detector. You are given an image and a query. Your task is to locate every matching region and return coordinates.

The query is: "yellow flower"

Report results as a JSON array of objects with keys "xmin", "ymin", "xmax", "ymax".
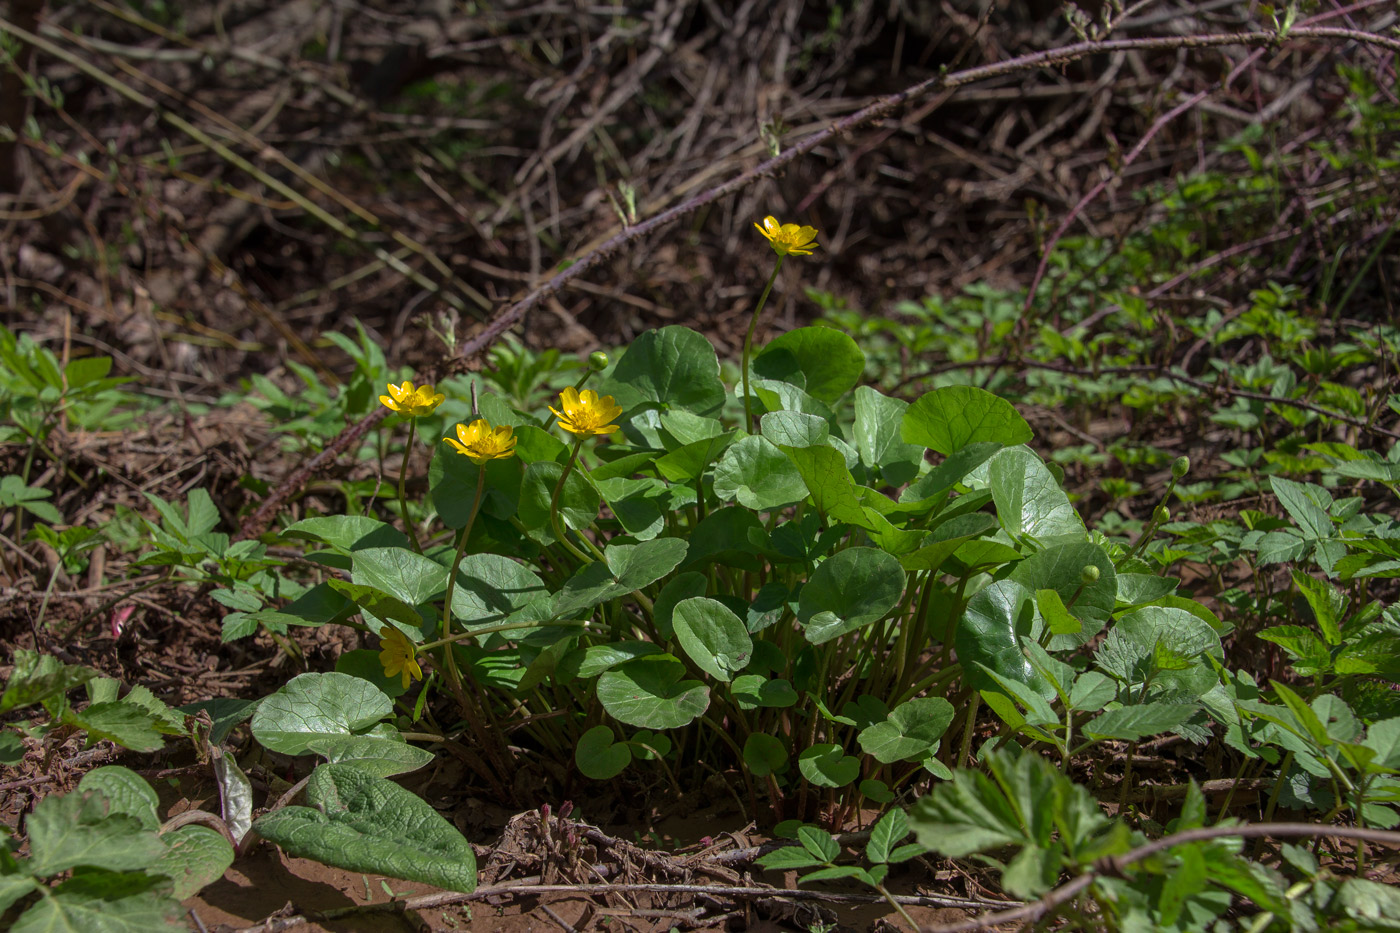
[
  {"xmin": 444, "ymin": 419, "xmax": 517, "ymax": 464},
  {"xmin": 549, "ymin": 386, "xmax": 622, "ymax": 436},
  {"xmin": 378, "ymin": 626, "xmax": 422, "ymax": 689},
  {"xmin": 379, "ymin": 381, "xmax": 445, "ymax": 417},
  {"xmin": 754, "ymin": 215, "xmax": 819, "ymax": 257}
]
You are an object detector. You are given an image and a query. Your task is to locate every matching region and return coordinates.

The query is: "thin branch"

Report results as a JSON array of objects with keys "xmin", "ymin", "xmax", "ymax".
[
  {"xmin": 227, "ymin": 877, "xmax": 1003, "ymax": 933},
  {"xmin": 234, "ymin": 25, "xmax": 1400, "ymax": 538}
]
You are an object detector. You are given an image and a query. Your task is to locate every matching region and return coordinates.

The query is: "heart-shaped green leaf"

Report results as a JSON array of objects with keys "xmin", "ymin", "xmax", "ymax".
[
  {"xmin": 853, "ymin": 387, "xmax": 924, "ymax": 485},
  {"xmin": 743, "ymin": 733, "xmax": 789, "ymax": 777},
  {"xmin": 858, "ymin": 697, "xmax": 955, "ymax": 763},
  {"xmin": 754, "ymin": 327, "xmax": 865, "ymax": 403},
  {"xmin": 673, "ymin": 598, "xmax": 753, "ymax": 682},
  {"xmin": 713, "ymin": 435, "xmax": 810, "ymax": 510},
  {"xmin": 597, "ymin": 657, "xmax": 709, "ymax": 729},
  {"xmin": 955, "ymin": 579, "xmax": 1052, "ymax": 698},
  {"xmin": 596, "ymin": 325, "xmax": 726, "ymax": 415},
  {"xmin": 518, "ymin": 461, "xmax": 600, "ymax": 534},
  {"xmin": 798, "ymin": 548, "xmax": 905, "ymax": 644},
  {"xmin": 250, "ymin": 673, "xmax": 393, "ymax": 756},
  {"xmin": 988, "ymin": 447, "xmax": 1084, "ymax": 541},
  {"xmin": 575, "ymin": 725, "xmax": 631, "ymax": 779},
  {"xmin": 901, "ymin": 386, "xmax": 1032, "ymax": 454},
  {"xmin": 798, "ymin": 744, "xmax": 860, "ymax": 787},
  {"xmin": 350, "ymin": 547, "xmax": 448, "ymax": 608}
]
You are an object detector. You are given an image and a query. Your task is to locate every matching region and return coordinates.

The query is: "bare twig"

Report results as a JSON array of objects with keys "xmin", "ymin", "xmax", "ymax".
[{"xmin": 232, "ymin": 24, "xmax": 1400, "ymax": 538}]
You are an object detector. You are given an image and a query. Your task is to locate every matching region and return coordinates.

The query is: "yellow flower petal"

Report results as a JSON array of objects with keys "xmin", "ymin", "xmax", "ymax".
[
  {"xmin": 444, "ymin": 418, "xmax": 517, "ymax": 464},
  {"xmin": 754, "ymin": 215, "xmax": 819, "ymax": 257}
]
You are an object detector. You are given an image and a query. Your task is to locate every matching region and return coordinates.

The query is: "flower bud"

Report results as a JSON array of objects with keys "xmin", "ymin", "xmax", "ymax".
[
  {"xmin": 1080, "ymin": 564, "xmax": 1101, "ymax": 585},
  {"xmin": 1155, "ymin": 505, "xmax": 1170, "ymax": 524},
  {"xmin": 1172, "ymin": 456, "xmax": 1190, "ymax": 479},
  {"xmin": 588, "ymin": 351, "xmax": 609, "ymax": 372}
]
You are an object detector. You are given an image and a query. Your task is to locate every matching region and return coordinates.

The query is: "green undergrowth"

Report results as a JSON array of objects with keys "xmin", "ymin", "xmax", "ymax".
[{"xmin": 3, "ymin": 68, "xmax": 1400, "ymax": 933}]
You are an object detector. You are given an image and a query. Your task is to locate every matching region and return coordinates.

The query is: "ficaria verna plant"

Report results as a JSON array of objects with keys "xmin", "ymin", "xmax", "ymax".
[{"xmin": 174, "ymin": 214, "xmax": 1400, "ymax": 930}]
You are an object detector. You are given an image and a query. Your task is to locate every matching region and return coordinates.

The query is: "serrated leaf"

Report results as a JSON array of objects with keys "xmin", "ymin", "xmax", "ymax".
[
  {"xmin": 1081, "ymin": 703, "xmax": 1197, "ymax": 741},
  {"xmin": 756, "ymin": 846, "xmax": 825, "ymax": 870},
  {"xmin": 25, "ymin": 793, "xmax": 166, "ymax": 877},
  {"xmin": 11, "ymin": 871, "xmax": 184, "ymax": 933},
  {"xmin": 62, "ymin": 703, "xmax": 164, "ymax": 753},
  {"xmin": 797, "ymin": 825, "xmax": 840, "ymax": 862},
  {"xmin": 867, "ymin": 809, "xmax": 910, "ymax": 864}
]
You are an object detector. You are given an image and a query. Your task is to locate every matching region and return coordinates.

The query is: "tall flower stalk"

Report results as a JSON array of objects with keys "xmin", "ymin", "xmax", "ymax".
[
  {"xmin": 743, "ymin": 216, "xmax": 818, "ymax": 431},
  {"xmin": 547, "ymin": 385, "xmax": 622, "ymax": 563},
  {"xmin": 379, "ymin": 380, "xmax": 445, "ymax": 552},
  {"xmin": 438, "ymin": 419, "xmax": 517, "ymax": 687}
]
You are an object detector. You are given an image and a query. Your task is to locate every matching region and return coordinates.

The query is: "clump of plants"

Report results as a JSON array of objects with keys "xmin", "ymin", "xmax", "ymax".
[{"xmin": 155, "ymin": 213, "xmax": 1397, "ymax": 930}]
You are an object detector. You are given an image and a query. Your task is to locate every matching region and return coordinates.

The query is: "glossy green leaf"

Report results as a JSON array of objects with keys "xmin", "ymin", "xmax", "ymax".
[
  {"xmin": 673, "ymin": 597, "xmax": 753, "ymax": 682},
  {"xmin": 780, "ymin": 443, "xmax": 873, "ymax": 529},
  {"xmin": 428, "ymin": 444, "xmax": 521, "ymax": 526},
  {"xmin": 596, "ymin": 325, "xmax": 726, "ymax": 415},
  {"xmin": 901, "ymin": 386, "xmax": 1032, "ymax": 455},
  {"xmin": 350, "ymin": 547, "xmax": 447, "ymax": 609},
  {"xmin": 754, "ymin": 327, "xmax": 865, "ymax": 403},
  {"xmin": 1009, "ymin": 542, "xmax": 1114, "ymax": 644},
  {"xmin": 518, "ymin": 460, "xmax": 600, "ymax": 534},
  {"xmin": 760, "ymin": 410, "xmax": 830, "ymax": 448},
  {"xmin": 714, "ymin": 435, "xmax": 810, "ymax": 510},
  {"xmin": 285, "ymin": 516, "xmax": 410, "ymax": 553},
  {"xmin": 597, "ymin": 657, "xmax": 709, "ymax": 729},
  {"xmin": 304, "ymin": 733, "xmax": 435, "ymax": 777},
  {"xmin": 858, "ymin": 697, "xmax": 955, "ymax": 763},
  {"xmin": 989, "ymin": 447, "xmax": 1084, "ymax": 540},
  {"xmin": 446, "ymin": 553, "xmax": 549, "ymax": 629},
  {"xmin": 898, "ymin": 512, "xmax": 998, "ymax": 572},
  {"xmin": 250, "ymin": 672, "xmax": 393, "ymax": 756},
  {"xmin": 956, "ymin": 579, "xmax": 1051, "ymax": 698},
  {"xmin": 853, "ymin": 387, "xmax": 924, "ymax": 485},
  {"xmin": 798, "ymin": 547, "xmax": 906, "ymax": 644}
]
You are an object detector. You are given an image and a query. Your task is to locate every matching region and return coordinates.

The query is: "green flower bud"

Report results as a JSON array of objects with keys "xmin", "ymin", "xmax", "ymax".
[
  {"xmin": 1154, "ymin": 505, "xmax": 1170, "ymax": 524},
  {"xmin": 1172, "ymin": 456, "xmax": 1190, "ymax": 479},
  {"xmin": 588, "ymin": 350, "xmax": 609, "ymax": 372},
  {"xmin": 1080, "ymin": 564, "xmax": 1101, "ymax": 584}
]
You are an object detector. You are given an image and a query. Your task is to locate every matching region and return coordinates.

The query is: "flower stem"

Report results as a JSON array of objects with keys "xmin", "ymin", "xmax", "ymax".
[
  {"xmin": 397, "ymin": 417, "xmax": 423, "ymax": 552},
  {"xmin": 440, "ymin": 466, "xmax": 486, "ymax": 688},
  {"xmin": 550, "ymin": 438, "xmax": 591, "ymax": 563},
  {"xmin": 741, "ymin": 256, "xmax": 784, "ymax": 433}
]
